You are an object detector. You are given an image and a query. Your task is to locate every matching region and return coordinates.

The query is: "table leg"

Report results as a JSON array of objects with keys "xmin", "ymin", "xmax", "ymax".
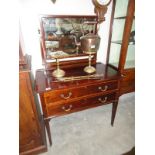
[
  {"xmin": 111, "ymin": 101, "xmax": 118, "ymax": 126},
  {"xmin": 45, "ymin": 119, "xmax": 52, "ymax": 146}
]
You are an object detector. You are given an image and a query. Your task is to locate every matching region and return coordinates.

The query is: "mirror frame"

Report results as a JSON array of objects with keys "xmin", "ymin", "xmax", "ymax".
[{"xmin": 39, "ymin": 15, "xmax": 98, "ymax": 70}]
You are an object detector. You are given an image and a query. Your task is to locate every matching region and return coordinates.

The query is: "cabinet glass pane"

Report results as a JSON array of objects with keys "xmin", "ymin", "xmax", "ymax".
[
  {"xmin": 112, "ymin": 19, "xmax": 125, "ymax": 42},
  {"xmin": 109, "ymin": 0, "xmax": 129, "ymax": 68},
  {"xmin": 114, "ymin": 0, "xmax": 129, "ymax": 18},
  {"xmin": 124, "ymin": 19, "xmax": 135, "ymax": 69},
  {"xmin": 109, "ymin": 43, "xmax": 121, "ymax": 68}
]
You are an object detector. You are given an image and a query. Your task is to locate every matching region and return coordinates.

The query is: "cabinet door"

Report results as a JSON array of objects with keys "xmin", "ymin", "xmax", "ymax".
[
  {"xmin": 108, "ymin": 0, "xmax": 129, "ymax": 68},
  {"xmin": 108, "ymin": 0, "xmax": 135, "ymax": 70},
  {"xmin": 19, "ymin": 72, "xmax": 42, "ymax": 153}
]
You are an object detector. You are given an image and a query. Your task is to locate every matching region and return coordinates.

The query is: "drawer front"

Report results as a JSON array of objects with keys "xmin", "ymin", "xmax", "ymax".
[
  {"xmin": 46, "ymin": 92, "xmax": 116, "ymax": 116},
  {"xmin": 44, "ymin": 81, "xmax": 118, "ymax": 104},
  {"xmin": 120, "ymin": 79, "xmax": 135, "ymax": 95},
  {"xmin": 86, "ymin": 81, "xmax": 118, "ymax": 94},
  {"xmin": 44, "ymin": 86, "xmax": 86, "ymax": 103},
  {"xmin": 121, "ymin": 69, "xmax": 135, "ymax": 81},
  {"xmin": 120, "ymin": 70, "xmax": 135, "ymax": 95}
]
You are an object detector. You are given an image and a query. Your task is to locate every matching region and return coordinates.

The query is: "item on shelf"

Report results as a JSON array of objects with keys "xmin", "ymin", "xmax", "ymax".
[{"xmin": 129, "ymin": 30, "xmax": 135, "ymax": 45}]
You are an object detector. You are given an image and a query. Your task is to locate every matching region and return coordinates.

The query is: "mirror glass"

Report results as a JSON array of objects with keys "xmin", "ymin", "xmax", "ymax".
[{"xmin": 40, "ymin": 16, "xmax": 98, "ymax": 60}]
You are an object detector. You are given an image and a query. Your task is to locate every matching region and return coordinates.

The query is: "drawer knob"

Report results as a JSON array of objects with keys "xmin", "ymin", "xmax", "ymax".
[
  {"xmin": 62, "ymin": 105, "xmax": 73, "ymax": 112},
  {"xmin": 60, "ymin": 92, "xmax": 72, "ymax": 99},
  {"xmin": 98, "ymin": 85, "xmax": 108, "ymax": 92},
  {"xmin": 98, "ymin": 97, "xmax": 108, "ymax": 104}
]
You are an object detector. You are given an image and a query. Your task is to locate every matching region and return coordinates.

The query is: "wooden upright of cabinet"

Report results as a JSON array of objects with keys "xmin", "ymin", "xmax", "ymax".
[
  {"xmin": 107, "ymin": 0, "xmax": 135, "ymax": 95},
  {"xmin": 19, "ymin": 56, "xmax": 47, "ymax": 155}
]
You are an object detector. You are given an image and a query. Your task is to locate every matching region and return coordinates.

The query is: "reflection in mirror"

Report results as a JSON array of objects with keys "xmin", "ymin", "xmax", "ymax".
[{"xmin": 41, "ymin": 16, "xmax": 98, "ymax": 59}]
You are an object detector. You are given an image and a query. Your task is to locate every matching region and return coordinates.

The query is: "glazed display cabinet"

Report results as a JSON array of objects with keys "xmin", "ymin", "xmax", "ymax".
[{"xmin": 107, "ymin": 0, "xmax": 135, "ymax": 95}]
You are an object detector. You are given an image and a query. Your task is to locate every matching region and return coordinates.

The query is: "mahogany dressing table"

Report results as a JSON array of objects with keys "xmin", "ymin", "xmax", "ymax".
[
  {"xmin": 35, "ymin": 0, "xmax": 121, "ymax": 146},
  {"xmin": 35, "ymin": 63, "xmax": 121, "ymax": 145}
]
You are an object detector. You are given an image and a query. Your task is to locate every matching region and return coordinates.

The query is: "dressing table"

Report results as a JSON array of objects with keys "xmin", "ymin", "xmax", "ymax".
[
  {"xmin": 35, "ymin": 63, "xmax": 121, "ymax": 145},
  {"xmin": 35, "ymin": 0, "xmax": 121, "ymax": 146}
]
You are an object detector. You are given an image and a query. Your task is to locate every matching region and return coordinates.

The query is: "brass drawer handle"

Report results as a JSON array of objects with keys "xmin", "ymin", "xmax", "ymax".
[
  {"xmin": 62, "ymin": 105, "xmax": 73, "ymax": 112},
  {"xmin": 98, "ymin": 85, "xmax": 108, "ymax": 92},
  {"xmin": 121, "ymin": 74, "xmax": 126, "ymax": 77},
  {"xmin": 98, "ymin": 97, "xmax": 108, "ymax": 104},
  {"xmin": 60, "ymin": 92, "xmax": 72, "ymax": 99}
]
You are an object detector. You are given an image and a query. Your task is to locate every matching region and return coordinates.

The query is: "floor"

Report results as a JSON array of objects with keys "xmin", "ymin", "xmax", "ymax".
[{"xmin": 39, "ymin": 93, "xmax": 135, "ymax": 155}]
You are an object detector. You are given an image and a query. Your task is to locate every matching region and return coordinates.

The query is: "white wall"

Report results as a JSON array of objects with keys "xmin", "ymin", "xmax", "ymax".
[{"xmin": 19, "ymin": 0, "xmax": 112, "ymax": 73}]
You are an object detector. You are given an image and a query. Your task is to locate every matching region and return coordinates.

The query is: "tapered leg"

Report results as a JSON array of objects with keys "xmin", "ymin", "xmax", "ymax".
[
  {"xmin": 111, "ymin": 101, "xmax": 118, "ymax": 126},
  {"xmin": 45, "ymin": 119, "xmax": 52, "ymax": 146}
]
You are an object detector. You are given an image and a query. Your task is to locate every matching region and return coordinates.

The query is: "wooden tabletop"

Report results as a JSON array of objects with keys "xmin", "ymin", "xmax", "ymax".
[{"xmin": 35, "ymin": 63, "xmax": 121, "ymax": 93}]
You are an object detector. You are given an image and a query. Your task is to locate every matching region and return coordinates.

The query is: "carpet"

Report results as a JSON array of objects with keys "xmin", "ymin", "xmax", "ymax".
[{"xmin": 39, "ymin": 92, "xmax": 135, "ymax": 155}]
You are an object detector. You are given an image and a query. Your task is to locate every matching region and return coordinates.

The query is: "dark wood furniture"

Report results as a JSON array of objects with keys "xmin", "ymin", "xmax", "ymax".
[
  {"xmin": 35, "ymin": 63, "xmax": 121, "ymax": 145},
  {"xmin": 123, "ymin": 147, "xmax": 135, "ymax": 155},
  {"xmin": 19, "ymin": 55, "xmax": 47, "ymax": 155},
  {"xmin": 107, "ymin": 0, "xmax": 135, "ymax": 95},
  {"xmin": 35, "ymin": 1, "xmax": 122, "ymax": 147}
]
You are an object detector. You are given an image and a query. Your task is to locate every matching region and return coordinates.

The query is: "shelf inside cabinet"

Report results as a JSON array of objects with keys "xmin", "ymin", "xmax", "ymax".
[
  {"xmin": 109, "ymin": 60, "xmax": 135, "ymax": 70},
  {"xmin": 114, "ymin": 16, "xmax": 134, "ymax": 20},
  {"xmin": 109, "ymin": 63, "xmax": 119, "ymax": 69},
  {"xmin": 114, "ymin": 16, "xmax": 126, "ymax": 20},
  {"xmin": 124, "ymin": 60, "xmax": 135, "ymax": 69},
  {"xmin": 111, "ymin": 41, "xmax": 135, "ymax": 45},
  {"xmin": 111, "ymin": 40, "xmax": 122, "ymax": 44}
]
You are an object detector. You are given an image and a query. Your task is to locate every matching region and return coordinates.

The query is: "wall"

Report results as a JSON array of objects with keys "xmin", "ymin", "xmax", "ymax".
[{"xmin": 19, "ymin": 0, "xmax": 112, "ymax": 73}]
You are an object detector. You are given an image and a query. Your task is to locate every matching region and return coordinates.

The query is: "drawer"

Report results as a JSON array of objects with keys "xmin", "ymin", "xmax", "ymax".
[
  {"xmin": 120, "ymin": 79, "xmax": 135, "ymax": 95},
  {"xmin": 44, "ymin": 81, "xmax": 118, "ymax": 104},
  {"xmin": 86, "ymin": 81, "xmax": 118, "ymax": 94},
  {"xmin": 121, "ymin": 69, "xmax": 135, "ymax": 81},
  {"xmin": 46, "ymin": 92, "xmax": 116, "ymax": 116}
]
